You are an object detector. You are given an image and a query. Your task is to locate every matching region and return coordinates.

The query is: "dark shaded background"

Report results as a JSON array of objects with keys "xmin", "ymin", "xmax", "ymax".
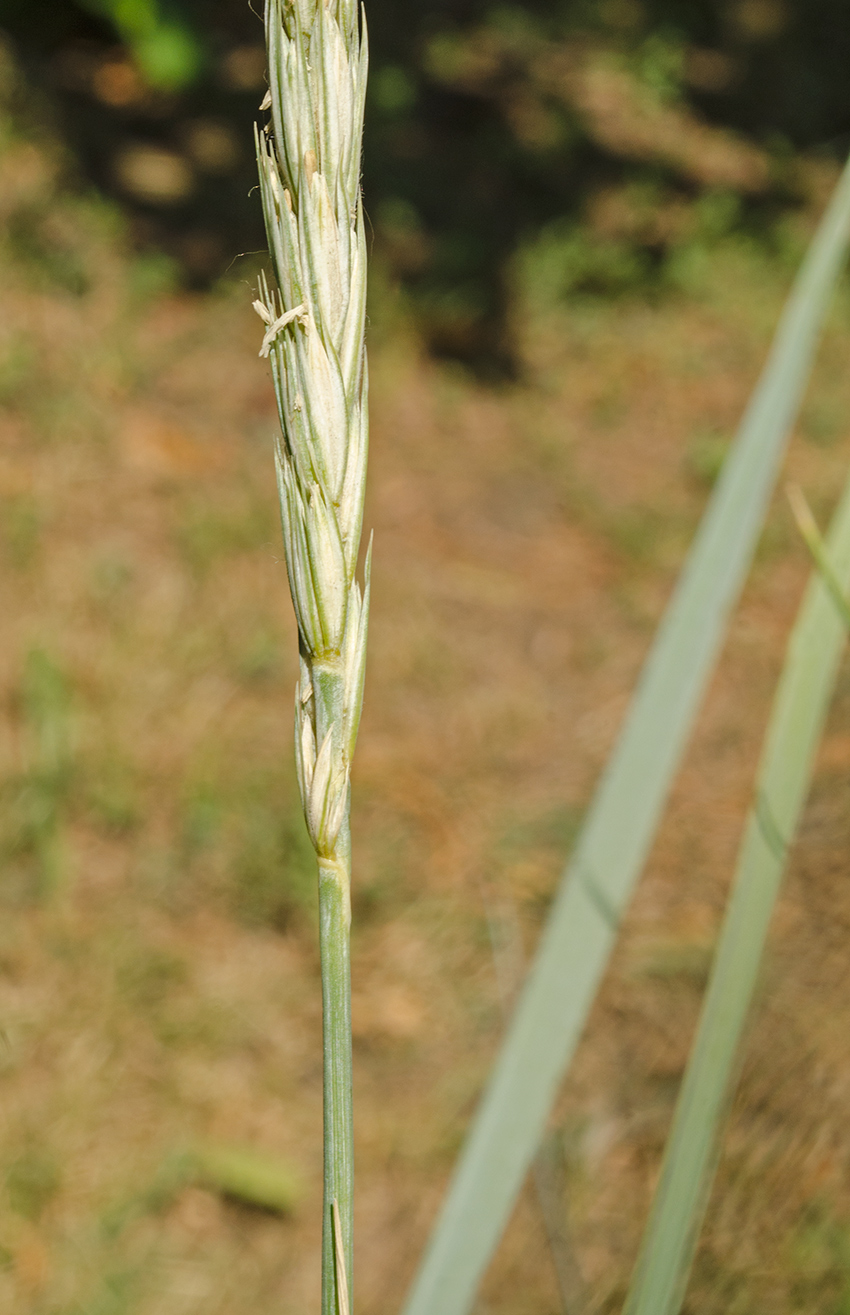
[{"xmin": 2, "ymin": 0, "xmax": 850, "ymax": 369}]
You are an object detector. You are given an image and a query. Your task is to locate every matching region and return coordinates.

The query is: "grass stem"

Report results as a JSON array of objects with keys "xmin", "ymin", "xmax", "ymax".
[
  {"xmin": 255, "ymin": 1, "xmax": 369, "ymax": 1308},
  {"xmin": 320, "ymin": 842, "xmax": 353, "ymax": 1315}
]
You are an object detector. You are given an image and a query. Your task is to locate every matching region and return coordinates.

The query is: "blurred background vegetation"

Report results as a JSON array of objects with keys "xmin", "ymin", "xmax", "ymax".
[
  {"xmin": 3, "ymin": 3, "xmax": 850, "ymax": 1314},
  {"xmin": 3, "ymin": 0, "xmax": 850, "ymax": 371}
]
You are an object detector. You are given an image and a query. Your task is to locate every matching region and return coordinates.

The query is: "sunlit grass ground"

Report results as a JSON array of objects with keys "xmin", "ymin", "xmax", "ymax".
[{"xmin": 3, "ymin": 45, "xmax": 850, "ymax": 1315}]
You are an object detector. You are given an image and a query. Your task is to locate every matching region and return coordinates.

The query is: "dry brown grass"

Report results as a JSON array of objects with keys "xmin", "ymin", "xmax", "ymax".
[{"xmin": 3, "ymin": 48, "xmax": 850, "ymax": 1315}]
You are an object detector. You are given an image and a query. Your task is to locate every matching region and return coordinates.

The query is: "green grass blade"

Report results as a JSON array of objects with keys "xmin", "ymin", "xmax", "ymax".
[
  {"xmin": 788, "ymin": 483, "xmax": 850, "ymax": 629},
  {"xmin": 622, "ymin": 472, "xmax": 850, "ymax": 1315},
  {"xmin": 402, "ymin": 155, "xmax": 850, "ymax": 1315}
]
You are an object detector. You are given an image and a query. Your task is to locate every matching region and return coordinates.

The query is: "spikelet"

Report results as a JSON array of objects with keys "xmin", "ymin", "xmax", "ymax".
[{"xmin": 256, "ymin": 0, "xmax": 369, "ymax": 867}]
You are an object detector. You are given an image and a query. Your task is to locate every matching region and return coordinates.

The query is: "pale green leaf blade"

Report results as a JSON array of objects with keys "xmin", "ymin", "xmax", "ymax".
[
  {"xmin": 622, "ymin": 470, "xmax": 850, "ymax": 1315},
  {"xmin": 788, "ymin": 483, "xmax": 850, "ymax": 628},
  {"xmin": 402, "ymin": 154, "xmax": 850, "ymax": 1315}
]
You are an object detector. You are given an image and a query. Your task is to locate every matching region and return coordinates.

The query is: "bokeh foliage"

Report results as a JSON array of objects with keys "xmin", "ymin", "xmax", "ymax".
[{"xmin": 3, "ymin": 0, "xmax": 850, "ymax": 369}]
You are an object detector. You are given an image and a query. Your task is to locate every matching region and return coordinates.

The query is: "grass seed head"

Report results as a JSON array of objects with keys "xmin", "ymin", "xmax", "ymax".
[{"xmin": 257, "ymin": 0, "xmax": 368, "ymax": 844}]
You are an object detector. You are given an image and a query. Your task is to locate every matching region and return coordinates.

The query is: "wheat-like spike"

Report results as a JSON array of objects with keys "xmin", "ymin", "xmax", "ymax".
[{"xmin": 255, "ymin": 2, "xmax": 368, "ymax": 1311}]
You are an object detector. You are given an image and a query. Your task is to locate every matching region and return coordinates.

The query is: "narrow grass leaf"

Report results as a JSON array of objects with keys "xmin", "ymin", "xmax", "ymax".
[
  {"xmin": 622, "ymin": 470, "xmax": 850, "ymax": 1315},
  {"xmin": 402, "ymin": 154, "xmax": 850, "ymax": 1315},
  {"xmin": 333, "ymin": 1199, "xmax": 352, "ymax": 1315},
  {"xmin": 787, "ymin": 483, "xmax": 850, "ymax": 628}
]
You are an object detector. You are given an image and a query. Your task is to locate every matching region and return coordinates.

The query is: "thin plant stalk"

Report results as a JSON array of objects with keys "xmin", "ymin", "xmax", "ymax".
[
  {"xmin": 402, "ymin": 152, "xmax": 850, "ymax": 1315},
  {"xmin": 255, "ymin": 3, "xmax": 369, "ymax": 1311},
  {"xmin": 622, "ymin": 470, "xmax": 850, "ymax": 1315}
]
